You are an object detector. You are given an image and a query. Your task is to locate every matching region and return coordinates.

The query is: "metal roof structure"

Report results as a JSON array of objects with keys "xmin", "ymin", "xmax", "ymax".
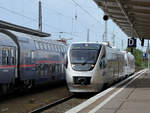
[
  {"xmin": 94, "ymin": 0, "xmax": 150, "ymax": 40},
  {"xmin": 0, "ymin": 20, "xmax": 50, "ymax": 37}
]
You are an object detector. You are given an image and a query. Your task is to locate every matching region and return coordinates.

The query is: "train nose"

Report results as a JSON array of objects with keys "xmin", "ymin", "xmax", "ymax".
[
  {"xmin": 73, "ymin": 77, "xmax": 91, "ymax": 85},
  {"xmin": 78, "ymin": 78, "xmax": 88, "ymax": 85}
]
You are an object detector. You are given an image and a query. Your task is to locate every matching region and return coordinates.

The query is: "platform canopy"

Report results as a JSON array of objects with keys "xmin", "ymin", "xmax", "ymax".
[{"xmin": 94, "ymin": 0, "xmax": 150, "ymax": 40}]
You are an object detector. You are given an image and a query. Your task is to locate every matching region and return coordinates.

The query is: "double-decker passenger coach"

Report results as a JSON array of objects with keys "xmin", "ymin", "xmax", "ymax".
[{"xmin": 0, "ymin": 29, "xmax": 67, "ymax": 95}]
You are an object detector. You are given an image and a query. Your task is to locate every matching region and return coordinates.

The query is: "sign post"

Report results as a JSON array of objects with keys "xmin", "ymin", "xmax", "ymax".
[
  {"xmin": 128, "ymin": 38, "xmax": 137, "ymax": 53},
  {"xmin": 146, "ymin": 40, "xmax": 150, "ymax": 70}
]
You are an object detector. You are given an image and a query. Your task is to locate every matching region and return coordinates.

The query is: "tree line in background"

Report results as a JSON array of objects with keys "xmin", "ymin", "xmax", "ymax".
[{"xmin": 126, "ymin": 48, "xmax": 148, "ymax": 69}]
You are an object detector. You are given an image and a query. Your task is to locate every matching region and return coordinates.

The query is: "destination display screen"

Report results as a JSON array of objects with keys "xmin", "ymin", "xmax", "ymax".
[{"xmin": 70, "ymin": 43, "xmax": 101, "ymax": 50}]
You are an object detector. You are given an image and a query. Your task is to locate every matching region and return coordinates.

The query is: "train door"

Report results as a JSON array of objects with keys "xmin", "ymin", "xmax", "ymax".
[
  {"xmin": 117, "ymin": 54, "xmax": 120, "ymax": 79},
  {"xmin": 31, "ymin": 50, "xmax": 35, "ymax": 72},
  {"xmin": 10, "ymin": 47, "xmax": 17, "ymax": 78},
  {"xmin": 117, "ymin": 54, "xmax": 124, "ymax": 79},
  {"xmin": 0, "ymin": 47, "xmax": 16, "ymax": 94}
]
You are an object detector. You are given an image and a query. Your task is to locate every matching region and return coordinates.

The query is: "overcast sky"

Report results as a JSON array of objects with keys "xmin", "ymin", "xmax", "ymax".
[{"xmin": 0, "ymin": 0, "xmax": 147, "ymax": 51}]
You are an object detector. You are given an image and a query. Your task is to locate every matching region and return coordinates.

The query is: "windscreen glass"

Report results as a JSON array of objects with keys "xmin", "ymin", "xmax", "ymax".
[
  {"xmin": 69, "ymin": 43, "xmax": 101, "ymax": 71},
  {"xmin": 70, "ymin": 49, "xmax": 98, "ymax": 64}
]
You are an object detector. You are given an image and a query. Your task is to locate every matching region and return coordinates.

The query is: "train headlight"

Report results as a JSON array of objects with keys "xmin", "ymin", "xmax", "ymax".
[
  {"xmin": 91, "ymin": 64, "xmax": 95, "ymax": 67},
  {"xmin": 72, "ymin": 64, "xmax": 75, "ymax": 68}
]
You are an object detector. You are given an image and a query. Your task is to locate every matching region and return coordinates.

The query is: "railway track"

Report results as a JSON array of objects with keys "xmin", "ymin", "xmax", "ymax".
[
  {"xmin": 36, "ymin": 70, "xmax": 143, "ymax": 113},
  {"xmin": 0, "ymin": 69, "xmax": 142, "ymax": 113},
  {"xmin": 28, "ymin": 95, "xmax": 75, "ymax": 113},
  {"xmin": 0, "ymin": 85, "xmax": 71, "ymax": 113}
]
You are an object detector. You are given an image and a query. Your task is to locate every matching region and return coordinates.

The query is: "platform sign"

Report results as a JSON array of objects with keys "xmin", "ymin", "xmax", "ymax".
[{"xmin": 128, "ymin": 38, "xmax": 137, "ymax": 48}]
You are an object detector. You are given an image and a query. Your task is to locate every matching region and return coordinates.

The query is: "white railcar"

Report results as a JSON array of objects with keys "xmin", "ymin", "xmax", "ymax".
[
  {"xmin": 123, "ymin": 51, "xmax": 135, "ymax": 76},
  {"xmin": 65, "ymin": 42, "xmax": 134, "ymax": 93}
]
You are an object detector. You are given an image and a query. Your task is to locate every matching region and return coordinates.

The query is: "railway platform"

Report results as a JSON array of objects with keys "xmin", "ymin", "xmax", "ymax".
[{"xmin": 66, "ymin": 69, "xmax": 150, "ymax": 113}]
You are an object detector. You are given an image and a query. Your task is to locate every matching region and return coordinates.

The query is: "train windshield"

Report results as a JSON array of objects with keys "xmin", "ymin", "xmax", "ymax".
[
  {"xmin": 70, "ymin": 49, "xmax": 99, "ymax": 64},
  {"xmin": 70, "ymin": 43, "xmax": 101, "ymax": 71}
]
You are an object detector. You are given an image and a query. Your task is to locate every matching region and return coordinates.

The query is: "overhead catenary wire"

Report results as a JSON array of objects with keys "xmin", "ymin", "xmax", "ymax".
[
  {"xmin": 69, "ymin": 0, "xmax": 103, "ymax": 26},
  {"xmin": 0, "ymin": 4, "xmax": 84, "ymax": 38},
  {"xmin": 41, "ymin": 3, "xmax": 104, "ymax": 37},
  {"xmin": 0, "ymin": 0, "xmax": 113, "ymax": 41},
  {"xmin": 2, "ymin": 1, "xmax": 102, "ymax": 35}
]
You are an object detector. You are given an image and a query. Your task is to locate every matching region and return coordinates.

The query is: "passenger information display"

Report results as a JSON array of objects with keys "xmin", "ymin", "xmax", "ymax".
[{"xmin": 71, "ymin": 43, "xmax": 101, "ymax": 50}]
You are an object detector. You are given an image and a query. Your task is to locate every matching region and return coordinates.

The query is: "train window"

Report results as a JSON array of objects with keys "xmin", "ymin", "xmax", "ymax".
[
  {"xmin": 63, "ymin": 47, "xmax": 65, "ymax": 52},
  {"xmin": 56, "ymin": 45, "xmax": 58, "ymax": 52},
  {"xmin": 10, "ymin": 49, "xmax": 14, "ymax": 57},
  {"xmin": 31, "ymin": 51, "xmax": 34, "ymax": 59},
  {"xmin": 53, "ymin": 44, "xmax": 55, "ymax": 51},
  {"xmin": 47, "ymin": 43, "xmax": 50, "ymax": 50},
  {"xmin": 35, "ymin": 41, "xmax": 40, "ymax": 49},
  {"xmin": 62, "ymin": 47, "xmax": 64, "ymax": 52},
  {"xmin": 61, "ymin": 46, "xmax": 63, "ymax": 52},
  {"xmin": 57, "ymin": 46, "xmax": 59, "ymax": 52},
  {"xmin": 2, "ymin": 49, "xmax": 8, "ymax": 65},
  {"xmin": 41, "ymin": 43, "xmax": 44, "ymax": 50},
  {"xmin": 57, "ymin": 45, "xmax": 59, "ymax": 52},
  {"xmin": 63, "ymin": 46, "xmax": 65, "ymax": 52},
  {"xmin": 48, "ymin": 44, "xmax": 51, "ymax": 51},
  {"xmin": 51, "ymin": 44, "xmax": 54, "ymax": 51},
  {"xmin": 54, "ymin": 45, "xmax": 56, "ymax": 51},
  {"xmin": 55, "ymin": 45, "xmax": 57, "ymax": 51},
  {"xmin": 59, "ymin": 46, "xmax": 62, "ymax": 52},
  {"xmin": 10, "ymin": 49, "xmax": 15, "ymax": 65},
  {"xmin": 60, "ymin": 46, "xmax": 62, "ymax": 52},
  {"xmin": 54, "ymin": 44, "xmax": 56, "ymax": 51},
  {"xmin": 58, "ymin": 46, "xmax": 60, "ymax": 52},
  {"xmin": 39, "ymin": 42, "xmax": 43, "ymax": 50},
  {"xmin": 43, "ymin": 43, "xmax": 47, "ymax": 50},
  {"xmin": 38, "ymin": 42, "xmax": 41, "ymax": 49}
]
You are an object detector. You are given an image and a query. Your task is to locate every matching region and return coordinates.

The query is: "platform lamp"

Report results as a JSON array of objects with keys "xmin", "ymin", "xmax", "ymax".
[{"xmin": 103, "ymin": 14, "xmax": 109, "ymax": 42}]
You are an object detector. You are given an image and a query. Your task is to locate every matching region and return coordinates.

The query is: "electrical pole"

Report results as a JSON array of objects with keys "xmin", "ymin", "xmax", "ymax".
[
  {"xmin": 87, "ymin": 29, "xmax": 90, "ymax": 42},
  {"xmin": 39, "ymin": 0, "xmax": 42, "ymax": 31},
  {"xmin": 104, "ymin": 21, "xmax": 107, "ymax": 42}
]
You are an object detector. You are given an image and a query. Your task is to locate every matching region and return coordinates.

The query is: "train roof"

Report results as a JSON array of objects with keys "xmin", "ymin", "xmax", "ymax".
[
  {"xmin": 70, "ymin": 42, "xmax": 106, "ymax": 45},
  {"xmin": 70, "ymin": 42, "xmax": 112, "ymax": 48},
  {"xmin": 9, "ymin": 30, "xmax": 66, "ymax": 46},
  {"xmin": 0, "ymin": 32, "xmax": 17, "ymax": 46}
]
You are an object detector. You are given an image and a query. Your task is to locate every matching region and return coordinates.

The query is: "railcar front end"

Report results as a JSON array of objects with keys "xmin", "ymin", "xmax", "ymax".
[{"xmin": 66, "ymin": 43, "xmax": 104, "ymax": 92}]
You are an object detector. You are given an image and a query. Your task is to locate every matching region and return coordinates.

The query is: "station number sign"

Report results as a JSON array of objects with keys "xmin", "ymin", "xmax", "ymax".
[{"xmin": 128, "ymin": 38, "xmax": 137, "ymax": 48}]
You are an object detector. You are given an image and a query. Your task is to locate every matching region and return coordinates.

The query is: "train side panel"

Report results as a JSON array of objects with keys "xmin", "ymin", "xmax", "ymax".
[
  {"xmin": 18, "ymin": 37, "xmax": 66, "ymax": 85},
  {"xmin": 0, "ymin": 33, "xmax": 17, "ymax": 84}
]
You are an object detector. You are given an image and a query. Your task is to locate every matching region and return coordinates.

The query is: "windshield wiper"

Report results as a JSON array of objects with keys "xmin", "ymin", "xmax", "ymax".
[{"xmin": 81, "ymin": 59, "xmax": 88, "ymax": 65}]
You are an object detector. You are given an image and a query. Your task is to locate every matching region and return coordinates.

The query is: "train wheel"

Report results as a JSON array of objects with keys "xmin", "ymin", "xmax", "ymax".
[{"xmin": 25, "ymin": 80, "xmax": 35, "ymax": 89}]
